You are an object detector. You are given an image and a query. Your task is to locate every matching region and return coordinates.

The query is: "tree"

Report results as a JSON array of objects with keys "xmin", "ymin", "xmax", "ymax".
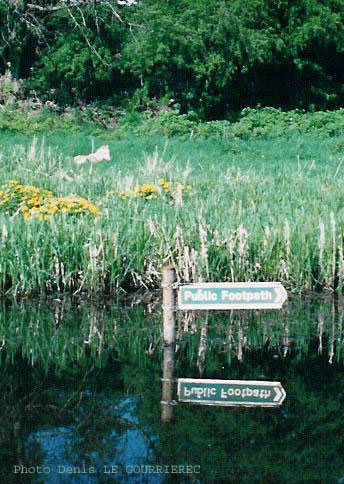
[
  {"xmin": 0, "ymin": 1, "xmax": 136, "ymax": 77},
  {"xmin": 121, "ymin": 0, "xmax": 344, "ymax": 117},
  {"xmin": 3, "ymin": 0, "xmax": 344, "ymax": 114},
  {"xmin": 0, "ymin": 0, "xmax": 138, "ymax": 103}
]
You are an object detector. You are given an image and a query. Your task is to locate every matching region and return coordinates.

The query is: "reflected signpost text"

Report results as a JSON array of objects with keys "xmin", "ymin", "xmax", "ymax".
[{"xmin": 161, "ymin": 266, "xmax": 288, "ymax": 417}]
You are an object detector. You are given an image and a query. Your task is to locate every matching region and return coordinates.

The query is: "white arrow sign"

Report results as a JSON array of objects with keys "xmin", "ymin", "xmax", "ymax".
[
  {"xmin": 178, "ymin": 282, "xmax": 288, "ymax": 310},
  {"xmin": 178, "ymin": 379, "xmax": 287, "ymax": 407},
  {"xmin": 273, "ymin": 386, "xmax": 286, "ymax": 402}
]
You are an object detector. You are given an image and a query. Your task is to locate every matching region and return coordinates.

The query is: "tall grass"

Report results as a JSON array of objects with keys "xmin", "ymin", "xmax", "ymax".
[{"xmin": 1, "ymin": 127, "xmax": 344, "ymax": 295}]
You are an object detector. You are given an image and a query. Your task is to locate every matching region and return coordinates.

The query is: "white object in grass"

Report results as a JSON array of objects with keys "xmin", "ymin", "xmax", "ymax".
[{"xmin": 74, "ymin": 145, "xmax": 110, "ymax": 164}]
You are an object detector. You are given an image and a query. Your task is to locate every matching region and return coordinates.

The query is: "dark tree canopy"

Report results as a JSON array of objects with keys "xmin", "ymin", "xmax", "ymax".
[{"xmin": 1, "ymin": 0, "xmax": 344, "ymax": 118}]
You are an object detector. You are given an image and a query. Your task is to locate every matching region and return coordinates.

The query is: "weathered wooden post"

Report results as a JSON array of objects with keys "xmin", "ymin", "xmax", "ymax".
[{"xmin": 161, "ymin": 264, "xmax": 177, "ymax": 423}]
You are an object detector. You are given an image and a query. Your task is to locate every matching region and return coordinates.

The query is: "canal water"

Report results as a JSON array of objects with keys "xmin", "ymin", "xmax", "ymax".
[{"xmin": 1, "ymin": 295, "xmax": 344, "ymax": 484}]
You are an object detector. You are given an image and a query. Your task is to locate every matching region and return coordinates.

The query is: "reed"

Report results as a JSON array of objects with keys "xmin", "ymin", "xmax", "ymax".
[{"xmin": 0, "ymin": 129, "xmax": 344, "ymax": 295}]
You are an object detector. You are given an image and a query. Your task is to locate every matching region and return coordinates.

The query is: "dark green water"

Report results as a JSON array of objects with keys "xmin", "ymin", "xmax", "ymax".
[{"xmin": 1, "ymin": 296, "xmax": 344, "ymax": 484}]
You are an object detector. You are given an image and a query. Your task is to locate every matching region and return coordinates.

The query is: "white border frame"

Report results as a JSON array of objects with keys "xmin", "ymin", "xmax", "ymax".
[
  {"xmin": 177, "ymin": 378, "xmax": 286, "ymax": 407},
  {"xmin": 178, "ymin": 282, "xmax": 288, "ymax": 310}
]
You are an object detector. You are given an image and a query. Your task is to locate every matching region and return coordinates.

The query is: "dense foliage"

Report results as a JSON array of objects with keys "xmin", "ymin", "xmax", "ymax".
[{"xmin": 1, "ymin": 0, "xmax": 344, "ymax": 118}]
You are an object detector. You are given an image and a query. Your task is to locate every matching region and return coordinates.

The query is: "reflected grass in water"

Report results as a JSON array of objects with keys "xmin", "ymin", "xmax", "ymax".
[
  {"xmin": 0, "ymin": 296, "xmax": 343, "ymax": 372},
  {"xmin": 0, "ymin": 297, "xmax": 344, "ymax": 483},
  {"xmin": 0, "ymin": 299, "xmax": 161, "ymax": 371}
]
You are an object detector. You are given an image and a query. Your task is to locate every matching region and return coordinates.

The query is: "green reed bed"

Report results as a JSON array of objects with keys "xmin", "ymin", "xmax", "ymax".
[{"xmin": 1, "ymin": 125, "xmax": 344, "ymax": 296}]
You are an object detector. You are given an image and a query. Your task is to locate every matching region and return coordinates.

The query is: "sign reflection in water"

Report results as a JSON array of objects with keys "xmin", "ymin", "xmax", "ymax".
[
  {"xmin": 0, "ymin": 298, "xmax": 343, "ymax": 483},
  {"xmin": 178, "ymin": 378, "xmax": 286, "ymax": 407}
]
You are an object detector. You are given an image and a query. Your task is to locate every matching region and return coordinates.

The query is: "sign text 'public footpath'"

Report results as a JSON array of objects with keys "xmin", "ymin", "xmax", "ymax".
[
  {"xmin": 172, "ymin": 276, "xmax": 288, "ymax": 408},
  {"xmin": 178, "ymin": 282, "xmax": 287, "ymax": 310},
  {"xmin": 178, "ymin": 379, "xmax": 286, "ymax": 407}
]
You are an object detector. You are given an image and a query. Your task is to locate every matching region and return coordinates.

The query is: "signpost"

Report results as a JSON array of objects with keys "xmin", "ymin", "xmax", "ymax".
[
  {"xmin": 178, "ymin": 282, "xmax": 287, "ymax": 310},
  {"xmin": 160, "ymin": 267, "xmax": 288, "ymax": 418},
  {"xmin": 178, "ymin": 378, "xmax": 286, "ymax": 407}
]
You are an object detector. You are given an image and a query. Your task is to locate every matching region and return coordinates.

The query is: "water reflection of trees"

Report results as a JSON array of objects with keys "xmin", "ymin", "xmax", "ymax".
[
  {"xmin": 1, "ymin": 349, "xmax": 344, "ymax": 483},
  {"xmin": 0, "ymin": 298, "xmax": 344, "ymax": 482},
  {"xmin": 0, "ymin": 360, "xmax": 158, "ymax": 483}
]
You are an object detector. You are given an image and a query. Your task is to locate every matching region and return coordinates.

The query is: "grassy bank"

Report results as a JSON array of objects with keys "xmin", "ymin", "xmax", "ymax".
[{"xmin": 1, "ymin": 108, "xmax": 344, "ymax": 296}]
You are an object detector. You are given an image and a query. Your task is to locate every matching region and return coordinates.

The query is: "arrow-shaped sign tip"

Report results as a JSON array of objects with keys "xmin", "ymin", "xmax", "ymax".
[
  {"xmin": 273, "ymin": 385, "xmax": 286, "ymax": 404},
  {"xmin": 274, "ymin": 286, "xmax": 288, "ymax": 306}
]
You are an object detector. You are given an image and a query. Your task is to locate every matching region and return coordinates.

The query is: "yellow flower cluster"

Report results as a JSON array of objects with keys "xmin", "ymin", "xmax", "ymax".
[
  {"xmin": 110, "ymin": 178, "xmax": 192, "ymax": 200},
  {"xmin": 0, "ymin": 180, "xmax": 54, "ymax": 213},
  {"xmin": 0, "ymin": 180, "xmax": 101, "ymax": 220},
  {"xmin": 159, "ymin": 178, "xmax": 171, "ymax": 193},
  {"xmin": 136, "ymin": 183, "xmax": 159, "ymax": 199}
]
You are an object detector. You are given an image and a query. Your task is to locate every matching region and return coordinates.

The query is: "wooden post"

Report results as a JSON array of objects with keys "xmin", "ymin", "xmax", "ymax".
[
  {"xmin": 162, "ymin": 264, "xmax": 177, "ymax": 346},
  {"xmin": 161, "ymin": 264, "xmax": 177, "ymax": 423}
]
